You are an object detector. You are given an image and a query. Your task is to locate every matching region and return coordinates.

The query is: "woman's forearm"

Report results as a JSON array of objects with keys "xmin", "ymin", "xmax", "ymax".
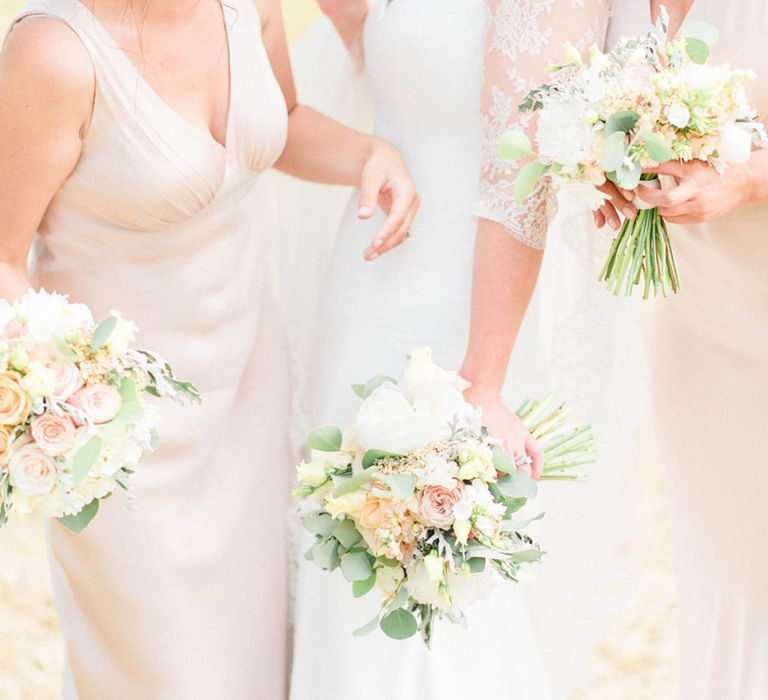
[
  {"xmin": 460, "ymin": 219, "xmax": 544, "ymax": 393},
  {"xmin": 275, "ymin": 104, "xmax": 375, "ymax": 185}
]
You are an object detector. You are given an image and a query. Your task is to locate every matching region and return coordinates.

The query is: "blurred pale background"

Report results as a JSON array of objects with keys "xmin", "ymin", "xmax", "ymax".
[{"xmin": 0, "ymin": 1, "xmax": 677, "ymax": 698}]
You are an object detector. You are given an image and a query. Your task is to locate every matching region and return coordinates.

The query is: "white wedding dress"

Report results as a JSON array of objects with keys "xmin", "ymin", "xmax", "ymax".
[{"xmin": 285, "ymin": 2, "xmax": 656, "ymax": 698}]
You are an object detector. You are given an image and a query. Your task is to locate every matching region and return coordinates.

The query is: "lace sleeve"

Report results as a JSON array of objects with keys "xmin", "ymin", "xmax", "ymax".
[{"xmin": 479, "ymin": 0, "xmax": 608, "ymax": 248}]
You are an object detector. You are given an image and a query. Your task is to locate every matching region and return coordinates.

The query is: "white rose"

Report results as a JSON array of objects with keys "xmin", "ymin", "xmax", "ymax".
[
  {"xmin": 666, "ymin": 103, "xmax": 691, "ymax": 128},
  {"xmin": 21, "ymin": 364, "xmax": 57, "ymax": 399},
  {"xmin": 105, "ymin": 313, "xmax": 138, "ymax": 355},
  {"xmin": 375, "ymin": 565, "xmax": 405, "ymax": 598},
  {"xmin": 718, "ymin": 123, "xmax": 753, "ymax": 164},
  {"xmin": 17, "ymin": 289, "xmax": 93, "ymax": 343},
  {"xmin": 445, "ymin": 565, "xmax": 497, "ymax": 613},
  {"xmin": 406, "ymin": 557, "xmax": 449, "ymax": 612},
  {"xmin": 297, "ymin": 458, "xmax": 329, "ymax": 487},
  {"xmin": 9, "ymin": 442, "xmax": 57, "ymax": 496},
  {"xmin": 401, "ymin": 347, "xmax": 469, "ymax": 398}
]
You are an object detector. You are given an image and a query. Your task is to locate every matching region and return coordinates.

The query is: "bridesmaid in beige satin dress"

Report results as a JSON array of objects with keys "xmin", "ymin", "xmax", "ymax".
[
  {"xmin": 0, "ymin": 0, "xmax": 417, "ymax": 697},
  {"xmin": 605, "ymin": 2, "xmax": 768, "ymax": 697}
]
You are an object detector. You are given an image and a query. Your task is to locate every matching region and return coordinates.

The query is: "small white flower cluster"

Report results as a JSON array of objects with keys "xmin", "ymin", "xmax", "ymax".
[{"xmin": 0, "ymin": 289, "xmax": 198, "ymax": 530}]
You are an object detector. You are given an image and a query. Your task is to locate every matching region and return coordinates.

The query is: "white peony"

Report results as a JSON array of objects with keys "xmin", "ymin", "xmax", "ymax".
[
  {"xmin": 16, "ymin": 289, "xmax": 93, "ymax": 342},
  {"xmin": 717, "ymin": 123, "xmax": 753, "ymax": 164},
  {"xmin": 536, "ymin": 97, "xmax": 596, "ymax": 174}
]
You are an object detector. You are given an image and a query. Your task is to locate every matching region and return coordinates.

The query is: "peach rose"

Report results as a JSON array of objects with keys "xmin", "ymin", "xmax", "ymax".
[
  {"xmin": 357, "ymin": 497, "xmax": 393, "ymax": 531},
  {"xmin": 30, "ymin": 413, "xmax": 76, "ymax": 457},
  {"xmin": 0, "ymin": 426, "xmax": 12, "ymax": 465},
  {"xmin": 419, "ymin": 482, "xmax": 463, "ymax": 529},
  {"xmin": 0, "ymin": 372, "xmax": 31, "ymax": 426},
  {"xmin": 9, "ymin": 443, "xmax": 57, "ymax": 496},
  {"xmin": 51, "ymin": 363, "xmax": 83, "ymax": 402},
  {"xmin": 68, "ymin": 384, "xmax": 122, "ymax": 424}
]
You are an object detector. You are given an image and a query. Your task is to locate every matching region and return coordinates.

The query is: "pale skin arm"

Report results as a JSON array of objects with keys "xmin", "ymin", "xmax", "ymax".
[
  {"xmin": 0, "ymin": 19, "xmax": 94, "ymax": 303},
  {"xmin": 461, "ymin": 221, "xmax": 544, "ymax": 476},
  {"xmin": 259, "ymin": 0, "xmax": 417, "ymax": 260}
]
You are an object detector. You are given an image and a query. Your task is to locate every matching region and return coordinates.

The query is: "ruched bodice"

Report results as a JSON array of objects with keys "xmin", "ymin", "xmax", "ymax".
[{"xmin": 9, "ymin": 1, "xmax": 294, "ymax": 697}]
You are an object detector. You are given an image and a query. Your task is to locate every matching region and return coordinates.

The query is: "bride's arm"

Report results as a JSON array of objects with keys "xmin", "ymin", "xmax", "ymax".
[
  {"xmin": 461, "ymin": 0, "xmax": 609, "ymax": 476},
  {"xmin": 316, "ymin": 0, "xmax": 368, "ymax": 66},
  {"xmin": 258, "ymin": 0, "xmax": 417, "ymax": 260},
  {"xmin": 0, "ymin": 19, "xmax": 93, "ymax": 300}
]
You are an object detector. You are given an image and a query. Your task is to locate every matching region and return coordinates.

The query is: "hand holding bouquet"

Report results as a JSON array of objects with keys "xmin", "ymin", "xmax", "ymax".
[
  {"xmin": 504, "ymin": 7, "xmax": 765, "ymax": 298},
  {"xmin": 0, "ymin": 290, "xmax": 199, "ymax": 532},
  {"xmin": 295, "ymin": 348, "xmax": 593, "ymax": 645}
]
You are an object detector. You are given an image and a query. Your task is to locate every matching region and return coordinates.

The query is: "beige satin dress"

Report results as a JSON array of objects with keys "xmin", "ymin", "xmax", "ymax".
[
  {"xmin": 9, "ymin": 1, "xmax": 292, "ymax": 697},
  {"xmin": 609, "ymin": 3, "xmax": 768, "ymax": 698}
]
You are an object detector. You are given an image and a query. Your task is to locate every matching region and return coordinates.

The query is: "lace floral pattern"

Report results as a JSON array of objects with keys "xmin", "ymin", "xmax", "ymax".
[{"xmin": 479, "ymin": 0, "xmax": 609, "ymax": 248}]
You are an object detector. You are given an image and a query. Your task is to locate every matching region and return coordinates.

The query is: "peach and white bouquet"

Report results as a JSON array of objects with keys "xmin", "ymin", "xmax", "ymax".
[
  {"xmin": 505, "ymin": 7, "xmax": 765, "ymax": 297},
  {"xmin": 0, "ymin": 289, "xmax": 199, "ymax": 532},
  {"xmin": 295, "ymin": 348, "xmax": 594, "ymax": 645}
]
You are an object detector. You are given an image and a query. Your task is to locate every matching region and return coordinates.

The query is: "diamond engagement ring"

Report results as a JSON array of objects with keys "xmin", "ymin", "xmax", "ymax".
[{"xmin": 513, "ymin": 455, "xmax": 533, "ymax": 469}]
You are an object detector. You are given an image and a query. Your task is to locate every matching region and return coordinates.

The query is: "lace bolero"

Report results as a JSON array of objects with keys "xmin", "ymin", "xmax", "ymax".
[{"xmin": 478, "ymin": 0, "xmax": 609, "ymax": 248}]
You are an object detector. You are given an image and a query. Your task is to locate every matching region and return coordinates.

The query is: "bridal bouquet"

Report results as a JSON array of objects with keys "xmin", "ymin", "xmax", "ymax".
[
  {"xmin": 504, "ymin": 7, "xmax": 765, "ymax": 297},
  {"xmin": 295, "ymin": 348, "xmax": 594, "ymax": 645},
  {"xmin": 0, "ymin": 290, "xmax": 199, "ymax": 532}
]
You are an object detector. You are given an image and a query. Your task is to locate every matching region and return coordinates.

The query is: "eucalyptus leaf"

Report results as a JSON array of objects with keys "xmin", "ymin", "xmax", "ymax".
[
  {"xmin": 111, "ymin": 401, "xmax": 144, "ymax": 426},
  {"xmin": 332, "ymin": 518, "xmax": 363, "ymax": 549},
  {"xmin": 498, "ymin": 470, "xmax": 538, "ymax": 499},
  {"xmin": 311, "ymin": 538, "xmax": 340, "ymax": 571},
  {"xmin": 352, "ymin": 572, "xmax": 377, "ymax": 598},
  {"xmin": 503, "ymin": 498, "xmax": 528, "ymax": 517},
  {"xmin": 615, "ymin": 160, "xmax": 642, "ymax": 190},
  {"xmin": 118, "ymin": 377, "xmax": 138, "ymax": 404},
  {"xmin": 643, "ymin": 132, "xmax": 675, "ymax": 163},
  {"xmin": 58, "ymin": 498, "xmax": 99, "ymax": 533},
  {"xmin": 600, "ymin": 131, "xmax": 628, "ymax": 172},
  {"xmin": 378, "ymin": 557, "xmax": 401, "ymax": 568},
  {"xmin": 72, "ymin": 437, "xmax": 103, "ymax": 485},
  {"xmin": 682, "ymin": 19, "xmax": 718, "ymax": 46},
  {"xmin": 492, "ymin": 446, "xmax": 514, "ymax": 474},
  {"xmin": 340, "ymin": 551, "xmax": 374, "ymax": 582},
  {"xmin": 353, "ymin": 614, "xmax": 381, "ymax": 637},
  {"xmin": 499, "ymin": 130, "xmax": 532, "ymax": 160},
  {"xmin": 381, "ymin": 474, "xmax": 416, "ymax": 501},
  {"xmin": 0, "ymin": 504, "xmax": 7, "ymax": 528},
  {"xmin": 604, "ymin": 110, "xmax": 640, "ymax": 136},
  {"xmin": 514, "ymin": 162, "xmax": 547, "ymax": 203},
  {"xmin": 467, "ymin": 557, "xmax": 486, "ymax": 573},
  {"xmin": 91, "ymin": 316, "xmax": 118, "ymax": 352},
  {"xmin": 362, "ymin": 449, "xmax": 400, "ymax": 470},
  {"xmin": 332, "ymin": 469, "xmax": 379, "ymax": 497},
  {"xmin": 685, "ymin": 36, "xmax": 709, "ymax": 64},
  {"xmin": 307, "ymin": 425, "xmax": 343, "ymax": 452},
  {"xmin": 302, "ymin": 512, "xmax": 338, "ymax": 537},
  {"xmin": 380, "ymin": 608, "xmax": 418, "ymax": 640},
  {"xmin": 351, "ymin": 375, "xmax": 396, "ymax": 400}
]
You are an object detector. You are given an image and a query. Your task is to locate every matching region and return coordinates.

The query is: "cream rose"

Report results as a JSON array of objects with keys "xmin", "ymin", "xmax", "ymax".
[
  {"xmin": 68, "ymin": 384, "xmax": 122, "ymax": 424},
  {"xmin": 419, "ymin": 482, "xmax": 463, "ymax": 529},
  {"xmin": 9, "ymin": 443, "xmax": 57, "ymax": 496},
  {"xmin": 30, "ymin": 413, "xmax": 76, "ymax": 456},
  {"xmin": 0, "ymin": 372, "xmax": 31, "ymax": 426}
]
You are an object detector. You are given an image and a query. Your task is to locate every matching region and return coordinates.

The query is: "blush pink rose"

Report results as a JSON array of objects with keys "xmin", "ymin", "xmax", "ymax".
[
  {"xmin": 30, "ymin": 413, "xmax": 76, "ymax": 456},
  {"xmin": 419, "ymin": 482, "xmax": 463, "ymax": 529},
  {"xmin": 8, "ymin": 443, "xmax": 57, "ymax": 495},
  {"xmin": 68, "ymin": 384, "xmax": 122, "ymax": 424},
  {"xmin": 50, "ymin": 363, "xmax": 83, "ymax": 402}
]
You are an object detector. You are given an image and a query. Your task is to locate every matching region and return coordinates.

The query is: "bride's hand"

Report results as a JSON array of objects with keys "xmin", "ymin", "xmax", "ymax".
[
  {"xmin": 463, "ymin": 384, "xmax": 544, "ymax": 480},
  {"xmin": 636, "ymin": 160, "xmax": 754, "ymax": 224},
  {"xmin": 359, "ymin": 139, "xmax": 420, "ymax": 261},
  {"xmin": 593, "ymin": 180, "xmax": 637, "ymax": 230}
]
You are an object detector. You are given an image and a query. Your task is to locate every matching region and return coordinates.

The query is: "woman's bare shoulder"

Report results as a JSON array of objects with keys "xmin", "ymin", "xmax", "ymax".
[{"xmin": 1, "ymin": 16, "xmax": 94, "ymax": 115}]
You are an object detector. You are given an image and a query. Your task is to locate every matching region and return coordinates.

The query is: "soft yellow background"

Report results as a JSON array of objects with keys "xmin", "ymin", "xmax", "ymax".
[{"xmin": 0, "ymin": 2, "xmax": 677, "ymax": 699}]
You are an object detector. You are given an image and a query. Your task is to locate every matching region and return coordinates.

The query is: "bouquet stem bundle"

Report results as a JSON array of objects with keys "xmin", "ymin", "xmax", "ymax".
[{"xmin": 598, "ymin": 179, "xmax": 680, "ymax": 298}]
